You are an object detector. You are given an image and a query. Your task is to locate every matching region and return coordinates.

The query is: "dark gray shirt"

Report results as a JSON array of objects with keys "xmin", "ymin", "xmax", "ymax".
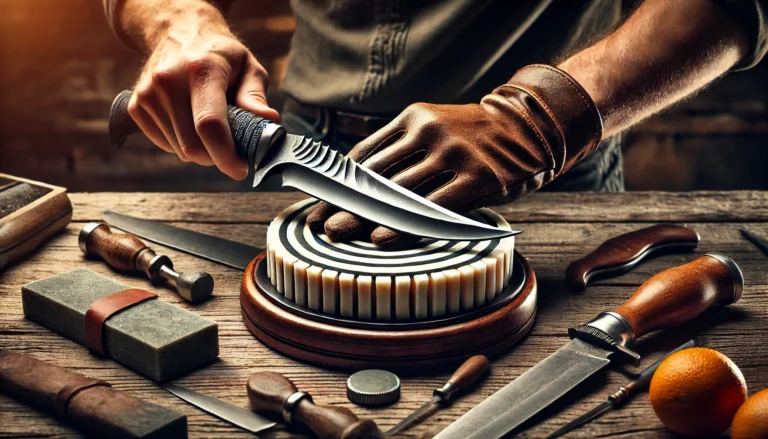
[
  {"xmin": 105, "ymin": 0, "xmax": 767, "ymax": 114},
  {"xmin": 283, "ymin": 0, "xmax": 623, "ymax": 113},
  {"xmin": 105, "ymin": 0, "xmax": 767, "ymax": 192}
]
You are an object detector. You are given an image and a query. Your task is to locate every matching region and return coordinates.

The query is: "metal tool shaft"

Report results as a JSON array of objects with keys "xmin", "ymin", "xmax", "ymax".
[
  {"xmin": 165, "ymin": 384, "xmax": 276, "ymax": 434},
  {"xmin": 741, "ymin": 228, "xmax": 768, "ymax": 255}
]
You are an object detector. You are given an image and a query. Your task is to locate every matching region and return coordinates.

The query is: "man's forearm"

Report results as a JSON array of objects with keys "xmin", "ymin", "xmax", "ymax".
[
  {"xmin": 559, "ymin": 0, "xmax": 749, "ymax": 139},
  {"xmin": 107, "ymin": 0, "xmax": 234, "ymax": 53}
]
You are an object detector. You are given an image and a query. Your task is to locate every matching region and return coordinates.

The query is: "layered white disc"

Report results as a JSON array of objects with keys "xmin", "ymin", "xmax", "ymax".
[{"xmin": 266, "ymin": 199, "xmax": 515, "ymax": 321}]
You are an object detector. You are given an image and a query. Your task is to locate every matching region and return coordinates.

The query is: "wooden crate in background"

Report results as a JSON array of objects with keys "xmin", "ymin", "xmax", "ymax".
[{"xmin": 0, "ymin": 0, "xmax": 766, "ymax": 192}]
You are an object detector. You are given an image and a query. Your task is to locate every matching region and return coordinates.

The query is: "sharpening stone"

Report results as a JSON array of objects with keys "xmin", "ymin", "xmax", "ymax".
[{"xmin": 22, "ymin": 268, "xmax": 218, "ymax": 382}]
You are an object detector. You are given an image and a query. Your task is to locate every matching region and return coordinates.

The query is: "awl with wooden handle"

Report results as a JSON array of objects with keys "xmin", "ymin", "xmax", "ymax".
[
  {"xmin": 79, "ymin": 222, "xmax": 214, "ymax": 302},
  {"xmin": 385, "ymin": 355, "xmax": 489, "ymax": 436},
  {"xmin": 435, "ymin": 254, "xmax": 743, "ymax": 439},
  {"xmin": 247, "ymin": 371, "xmax": 383, "ymax": 439}
]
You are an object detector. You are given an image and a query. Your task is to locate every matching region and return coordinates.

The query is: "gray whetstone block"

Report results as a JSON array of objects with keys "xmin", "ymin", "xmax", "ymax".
[
  {"xmin": 22, "ymin": 268, "xmax": 218, "ymax": 382},
  {"xmin": 0, "ymin": 182, "xmax": 51, "ymax": 218}
]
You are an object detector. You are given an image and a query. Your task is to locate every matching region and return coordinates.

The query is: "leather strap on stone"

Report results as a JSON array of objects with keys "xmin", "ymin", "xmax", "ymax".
[
  {"xmin": 85, "ymin": 288, "xmax": 157, "ymax": 355},
  {"xmin": 54, "ymin": 377, "xmax": 111, "ymax": 418}
]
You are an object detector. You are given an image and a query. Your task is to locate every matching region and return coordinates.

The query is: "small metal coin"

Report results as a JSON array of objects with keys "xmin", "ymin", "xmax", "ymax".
[{"xmin": 346, "ymin": 369, "xmax": 401, "ymax": 406}]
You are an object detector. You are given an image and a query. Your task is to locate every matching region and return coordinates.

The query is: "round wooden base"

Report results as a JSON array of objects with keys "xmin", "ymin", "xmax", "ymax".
[{"xmin": 241, "ymin": 251, "xmax": 537, "ymax": 371}]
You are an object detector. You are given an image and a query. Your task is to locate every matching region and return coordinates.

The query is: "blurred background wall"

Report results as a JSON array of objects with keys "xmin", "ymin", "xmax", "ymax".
[{"xmin": 0, "ymin": 0, "xmax": 766, "ymax": 192}]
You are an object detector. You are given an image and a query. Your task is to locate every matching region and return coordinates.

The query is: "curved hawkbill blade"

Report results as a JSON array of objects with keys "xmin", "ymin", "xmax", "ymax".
[{"xmin": 252, "ymin": 134, "xmax": 519, "ymax": 241}]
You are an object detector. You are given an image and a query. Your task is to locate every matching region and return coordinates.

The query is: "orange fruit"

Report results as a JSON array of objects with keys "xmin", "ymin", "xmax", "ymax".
[
  {"xmin": 649, "ymin": 347, "xmax": 747, "ymax": 436},
  {"xmin": 732, "ymin": 388, "xmax": 768, "ymax": 439}
]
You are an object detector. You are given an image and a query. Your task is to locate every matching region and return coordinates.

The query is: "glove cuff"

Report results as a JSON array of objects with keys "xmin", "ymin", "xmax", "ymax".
[{"xmin": 493, "ymin": 64, "xmax": 604, "ymax": 176}]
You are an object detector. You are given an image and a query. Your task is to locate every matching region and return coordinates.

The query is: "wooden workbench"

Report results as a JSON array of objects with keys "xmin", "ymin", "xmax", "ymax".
[{"xmin": 1, "ymin": 191, "xmax": 766, "ymax": 438}]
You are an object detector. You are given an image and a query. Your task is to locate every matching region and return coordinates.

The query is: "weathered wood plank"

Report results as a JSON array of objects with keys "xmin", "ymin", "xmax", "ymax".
[
  {"xmin": 69, "ymin": 191, "xmax": 768, "ymax": 223},
  {"xmin": 1, "ymin": 193, "xmax": 767, "ymax": 439}
]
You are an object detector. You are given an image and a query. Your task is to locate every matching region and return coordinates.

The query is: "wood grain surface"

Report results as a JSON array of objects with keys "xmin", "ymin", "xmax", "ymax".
[{"xmin": 1, "ymin": 191, "xmax": 767, "ymax": 439}]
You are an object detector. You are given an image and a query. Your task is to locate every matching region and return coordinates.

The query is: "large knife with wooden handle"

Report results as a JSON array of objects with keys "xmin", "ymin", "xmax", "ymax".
[{"xmin": 435, "ymin": 253, "xmax": 743, "ymax": 439}]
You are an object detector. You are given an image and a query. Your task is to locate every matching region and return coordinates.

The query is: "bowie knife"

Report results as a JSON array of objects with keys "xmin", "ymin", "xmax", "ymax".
[
  {"xmin": 434, "ymin": 254, "xmax": 743, "ymax": 439},
  {"xmin": 109, "ymin": 91, "xmax": 517, "ymax": 241}
]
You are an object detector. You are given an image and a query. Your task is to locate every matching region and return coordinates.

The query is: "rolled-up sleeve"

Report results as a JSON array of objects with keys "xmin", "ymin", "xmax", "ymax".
[{"xmin": 714, "ymin": 0, "xmax": 767, "ymax": 69}]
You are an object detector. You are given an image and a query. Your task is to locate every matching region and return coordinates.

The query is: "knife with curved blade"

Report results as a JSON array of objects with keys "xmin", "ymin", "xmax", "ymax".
[{"xmin": 109, "ymin": 91, "xmax": 518, "ymax": 242}]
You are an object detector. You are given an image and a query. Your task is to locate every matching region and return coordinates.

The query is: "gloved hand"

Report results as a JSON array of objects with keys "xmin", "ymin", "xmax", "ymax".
[{"xmin": 307, "ymin": 64, "xmax": 603, "ymax": 248}]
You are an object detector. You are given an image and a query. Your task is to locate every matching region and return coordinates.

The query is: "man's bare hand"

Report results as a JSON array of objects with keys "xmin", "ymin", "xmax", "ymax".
[{"xmin": 125, "ymin": 2, "xmax": 279, "ymax": 180}]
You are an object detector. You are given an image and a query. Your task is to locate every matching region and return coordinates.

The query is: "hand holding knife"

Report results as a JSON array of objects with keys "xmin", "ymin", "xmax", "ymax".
[
  {"xmin": 435, "ymin": 254, "xmax": 743, "ymax": 439},
  {"xmin": 109, "ymin": 91, "xmax": 516, "ymax": 242}
]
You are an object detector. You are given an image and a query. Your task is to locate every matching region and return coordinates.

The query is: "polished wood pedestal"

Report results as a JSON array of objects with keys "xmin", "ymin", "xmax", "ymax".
[{"xmin": 241, "ymin": 250, "xmax": 537, "ymax": 371}]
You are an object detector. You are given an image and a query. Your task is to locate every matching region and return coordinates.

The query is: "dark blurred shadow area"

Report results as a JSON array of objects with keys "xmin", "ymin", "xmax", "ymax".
[{"xmin": 0, "ymin": 0, "xmax": 766, "ymax": 192}]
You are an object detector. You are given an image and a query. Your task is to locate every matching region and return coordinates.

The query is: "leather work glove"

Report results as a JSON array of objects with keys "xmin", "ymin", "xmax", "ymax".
[{"xmin": 307, "ymin": 64, "xmax": 603, "ymax": 248}]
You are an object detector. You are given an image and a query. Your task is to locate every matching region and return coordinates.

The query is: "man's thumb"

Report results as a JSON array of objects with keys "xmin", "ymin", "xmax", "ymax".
[{"xmin": 235, "ymin": 56, "xmax": 281, "ymax": 122}]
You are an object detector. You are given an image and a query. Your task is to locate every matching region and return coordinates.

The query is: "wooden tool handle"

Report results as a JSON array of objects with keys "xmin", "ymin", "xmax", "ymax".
[
  {"xmin": 565, "ymin": 224, "xmax": 699, "ymax": 291},
  {"xmin": 435, "ymin": 355, "xmax": 489, "ymax": 404},
  {"xmin": 570, "ymin": 254, "xmax": 741, "ymax": 363},
  {"xmin": 614, "ymin": 254, "xmax": 741, "ymax": 337},
  {"xmin": 247, "ymin": 372, "xmax": 382, "ymax": 439},
  {"xmin": 81, "ymin": 223, "xmax": 157, "ymax": 274}
]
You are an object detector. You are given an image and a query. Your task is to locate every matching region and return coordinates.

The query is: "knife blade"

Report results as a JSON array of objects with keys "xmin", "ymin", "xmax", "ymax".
[
  {"xmin": 434, "ymin": 254, "xmax": 743, "ymax": 439},
  {"xmin": 164, "ymin": 383, "xmax": 277, "ymax": 434},
  {"xmin": 109, "ymin": 90, "xmax": 518, "ymax": 242},
  {"xmin": 545, "ymin": 338, "xmax": 698, "ymax": 438},
  {"xmin": 104, "ymin": 210, "xmax": 262, "ymax": 270},
  {"xmin": 385, "ymin": 355, "xmax": 489, "ymax": 436}
]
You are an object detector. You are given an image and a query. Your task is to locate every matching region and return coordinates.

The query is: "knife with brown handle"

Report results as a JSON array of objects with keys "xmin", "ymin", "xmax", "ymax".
[
  {"xmin": 565, "ymin": 224, "xmax": 700, "ymax": 291},
  {"xmin": 436, "ymin": 253, "xmax": 743, "ymax": 439},
  {"xmin": 247, "ymin": 371, "xmax": 383, "ymax": 439},
  {"xmin": 79, "ymin": 223, "xmax": 214, "ymax": 302}
]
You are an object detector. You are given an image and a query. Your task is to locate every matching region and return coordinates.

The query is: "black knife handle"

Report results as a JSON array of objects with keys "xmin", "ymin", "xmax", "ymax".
[{"xmin": 108, "ymin": 90, "xmax": 285, "ymax": 169}]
